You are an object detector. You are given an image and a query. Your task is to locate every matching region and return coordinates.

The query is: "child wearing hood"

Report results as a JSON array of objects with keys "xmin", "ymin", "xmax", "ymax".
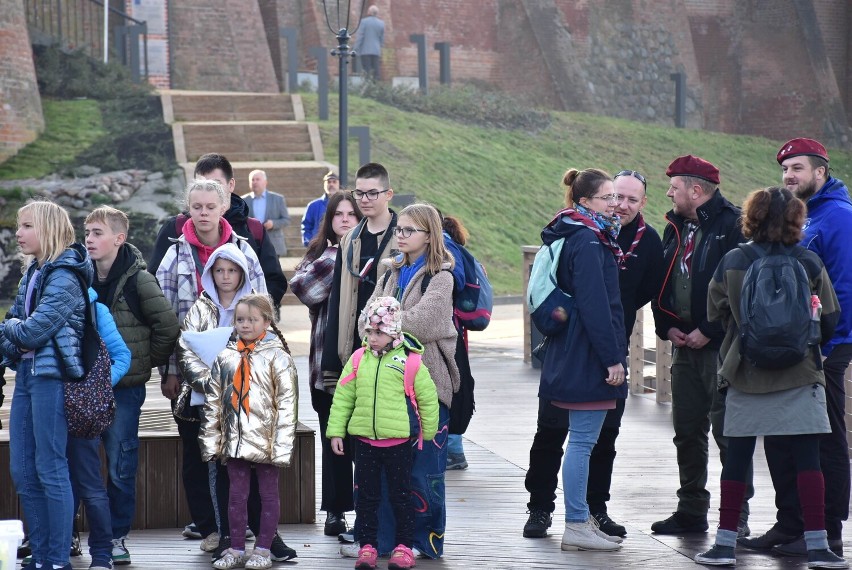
[{"xmin": 327, "ymin": 297, "xmax": 439, "ymax": 570}]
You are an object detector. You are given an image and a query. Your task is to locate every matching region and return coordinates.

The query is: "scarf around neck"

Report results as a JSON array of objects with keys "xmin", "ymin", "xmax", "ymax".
[
  {"xmin": 622, "ymin": 212, "xmax": 646, "ymax": 266},
  {"xmin": 560, "ymin": 205, "xmax": 625, "ymax": 267},
  {"xmin": 231, "ymin": 331, "xmax": 266, "ymax": 415}
]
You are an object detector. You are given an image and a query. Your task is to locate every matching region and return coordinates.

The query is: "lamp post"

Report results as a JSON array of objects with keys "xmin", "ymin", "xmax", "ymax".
[{"xmin": 322, "ymin": 1, "xmax": 365, "ymax": 187}]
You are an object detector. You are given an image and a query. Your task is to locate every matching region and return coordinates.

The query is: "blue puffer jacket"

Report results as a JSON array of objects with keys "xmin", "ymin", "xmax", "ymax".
[
  {"xmin": 537, "ymin": 213, "xmax": 628, "ymax": 404},
  {"xmin": 1, "ymin": 243, "xmax": 92, "ymax": 379},
  {"xmin": 802, "ymin": 176, "xmax": 852, "ymax": 355}
]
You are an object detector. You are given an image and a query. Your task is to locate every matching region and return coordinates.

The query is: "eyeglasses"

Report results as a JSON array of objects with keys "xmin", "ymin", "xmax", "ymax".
[
  {"xmin": 590, "ymin": 194, "xmax": 621, "ymax": 204},
  {"xmin": 614, "ymin": 170, "xmax": 647, "ymax": 190},
  {"xmin": 351, "ymin": 189, "xmax": 389, "ymax": 201},
  {"xmin": 393, "ymin": 226, "xmax": 429, "ymax": 238}
]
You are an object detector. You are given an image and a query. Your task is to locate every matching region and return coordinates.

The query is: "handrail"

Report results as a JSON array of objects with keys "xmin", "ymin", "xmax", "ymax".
[{"xmin": 24, "ymin": 0, "xmax": 149, "ymax": 83}]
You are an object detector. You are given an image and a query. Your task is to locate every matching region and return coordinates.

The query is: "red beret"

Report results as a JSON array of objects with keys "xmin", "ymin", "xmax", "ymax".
[
  {"xmin": 666, "ymin": 155, "xmax": 720, "ymax": 185},
  {"xmin": 776, "ymin": 138, "xmax": 828, "ymax": 164}
]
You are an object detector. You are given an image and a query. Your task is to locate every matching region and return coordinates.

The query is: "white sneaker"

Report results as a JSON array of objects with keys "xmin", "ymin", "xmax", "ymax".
[
  {"xmin": 212, "ymin": 547, "xmax": 246, "ymax": 569},
  {"xmin": 201, "ymin": 532, "xmax": 221, "ymax": 552},
  {"xmin": 561, "ymin": 520, "xmax": 622, "ymax": 551},
  {"xmin": 589, "ymin": 516, "xmax": 624, "ymax": 543},
  {"xmin": 340, "ymin": 543, "xmax": 360, "ymax": 558}
]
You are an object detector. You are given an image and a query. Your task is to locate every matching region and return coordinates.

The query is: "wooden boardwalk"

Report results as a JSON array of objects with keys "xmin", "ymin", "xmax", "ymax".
[{"xmin": 2, "ymin": 303, "xmax": 850, "ymax": 568}]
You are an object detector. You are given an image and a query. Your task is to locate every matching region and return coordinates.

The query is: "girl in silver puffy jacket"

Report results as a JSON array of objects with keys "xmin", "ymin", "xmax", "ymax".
[{"xmin": 201, "ymin": 294, "xmax": 298, "ymax": 570}]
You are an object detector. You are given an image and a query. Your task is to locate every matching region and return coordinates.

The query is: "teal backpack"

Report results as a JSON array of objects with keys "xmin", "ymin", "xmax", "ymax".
[{"xmin": 527, "ymin": 238, "xmax": 574, "ymax": 336}]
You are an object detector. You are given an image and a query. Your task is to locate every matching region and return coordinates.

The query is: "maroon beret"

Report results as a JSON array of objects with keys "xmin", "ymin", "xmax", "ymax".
[
  {"xmin": 666, "ymin": 155, "xmax": 720, "ymax": 185},
  {"xmin": 776, "ymin": 138, "xmax": 828, "ymax": 164}
]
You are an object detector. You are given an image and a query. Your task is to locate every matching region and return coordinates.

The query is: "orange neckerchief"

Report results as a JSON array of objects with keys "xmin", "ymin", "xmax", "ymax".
[{"xmin": 231, "ymin": 332, "xmax": 266, "ymax": 415}]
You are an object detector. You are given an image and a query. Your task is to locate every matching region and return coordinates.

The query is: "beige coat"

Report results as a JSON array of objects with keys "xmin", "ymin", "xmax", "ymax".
[
  {"xmin": 333, "ymin": 219, "xmax": 398, "ymax": 368},
  {"xmin": 200, "ymin": 332, "xmax": 298, "ymax": 467},
  {"xmin": 360, "ymin": 259, "xmax": 460, "ymax": 407}
]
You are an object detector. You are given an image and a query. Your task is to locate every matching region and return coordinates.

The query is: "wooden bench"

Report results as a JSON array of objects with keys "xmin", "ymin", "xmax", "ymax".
[{"xmin": 0, "ymin": 406, "xmax": 315, "ymax": 529}]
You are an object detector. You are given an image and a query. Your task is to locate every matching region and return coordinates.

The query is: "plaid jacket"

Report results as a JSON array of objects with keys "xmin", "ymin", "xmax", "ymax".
[
  {"xmin": 290, "ymin": 245, "xmax": 338, "ymax": 391},
  {"xmin": 156, "ymin": 234, "xmax": 267, "ymax": 379}
]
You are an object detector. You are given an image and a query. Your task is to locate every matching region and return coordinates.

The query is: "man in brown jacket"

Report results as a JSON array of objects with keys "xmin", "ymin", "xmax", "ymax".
[{"xmin": 320, "ymin": 162, "xmax": 398, "ymax": 538}]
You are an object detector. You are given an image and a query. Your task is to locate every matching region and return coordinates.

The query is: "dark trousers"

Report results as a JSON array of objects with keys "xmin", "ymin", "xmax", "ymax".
[
  {"xmin": 525, "ymin": 397, "xmax": 625, "ymax": 513},
  {"xmin": 670, "ymin": 346, "xmax": 753, "ymax": 518},
  {"xmin": 176, "ymin": 413, "xmax": 217, "ymax": 537},
  {"xmin": 312, "ymin": 388, "xmax": 355, "ymax": 514},
  {"xmin": 353, "ymin": 439, "xmax": 414, "ymax": 549},
  {"xmin": 360, "ymin": 55, "xmax": 380, "ymax": 80},
  {"xmin": 765, "ymin": 343, "xmax": 852, "ymax": 539}
]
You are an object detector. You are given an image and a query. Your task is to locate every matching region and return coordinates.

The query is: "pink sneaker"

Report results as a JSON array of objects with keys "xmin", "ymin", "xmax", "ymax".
[
  {"xmin": 355, "ymin": 544, "xmax": 378, "ymax": 569},
  {"xmin": 388, "ymin": 544, "xmax": 416, "ymax": 569}
]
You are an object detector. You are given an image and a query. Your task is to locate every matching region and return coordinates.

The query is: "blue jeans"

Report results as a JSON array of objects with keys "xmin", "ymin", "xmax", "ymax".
[
  {"xmin": 9, "ymin": 365, "xmax": 74, "ymax": 567},
  {"xmin": 447, "ymin": 434, "xmax": 464, "ymax": 455},
  {"xmin": 562, "ymin": 409, "xmax": 606, "ymax": 523},
  {"xmin": 68, "ymin": 436, "xmax": 112, "ymax": 565},
  {"xmin": 101, "ymin": 385, "xmax": 145, "ymax": 538}
]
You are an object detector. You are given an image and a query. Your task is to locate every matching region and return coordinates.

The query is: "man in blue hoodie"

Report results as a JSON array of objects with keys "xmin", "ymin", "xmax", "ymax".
[{"xmin": 740, "ymin": 138, "xmax": 852, "ymax": 557}]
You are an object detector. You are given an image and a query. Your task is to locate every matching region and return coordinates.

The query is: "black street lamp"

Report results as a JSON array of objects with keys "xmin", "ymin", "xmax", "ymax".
[{"xmin": 321, "ymin": 0, "xmax": 366, "ymax": 187}]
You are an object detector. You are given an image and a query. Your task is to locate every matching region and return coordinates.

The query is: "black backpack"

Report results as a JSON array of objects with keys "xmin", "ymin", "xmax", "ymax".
[{"xmin": 738, "ymin": 243, "xmax": 821, "ymax": 370}]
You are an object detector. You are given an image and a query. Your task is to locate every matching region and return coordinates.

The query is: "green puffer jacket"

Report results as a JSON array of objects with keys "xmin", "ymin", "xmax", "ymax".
[
  {"xmin": 326, "ymin": 334, "xmax": 439, "ymax": 442},
  {"xmin": 109, "ymin": 244, "xmax": 180, "ymax": 389}
]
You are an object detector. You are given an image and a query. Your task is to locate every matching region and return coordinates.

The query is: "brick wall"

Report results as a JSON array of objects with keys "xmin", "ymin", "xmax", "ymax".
[
  {"xmin": 169, "ymin": 0, "xmax": 278, "ymax": 92},
  {"xmin": 0, "ymin": 0, "xmax": 44, "ymax": 164}
]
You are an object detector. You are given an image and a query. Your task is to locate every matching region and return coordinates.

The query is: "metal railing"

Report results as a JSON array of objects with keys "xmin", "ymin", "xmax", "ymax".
[{"xmin": 25, "ymin": 0, "xmax": 149, "ymax": 82}]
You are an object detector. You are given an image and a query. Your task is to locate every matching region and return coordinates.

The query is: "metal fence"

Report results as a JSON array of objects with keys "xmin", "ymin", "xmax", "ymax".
[{"xmin": 25, "ymin": 0, "xmax": 148, "ymax": 82}]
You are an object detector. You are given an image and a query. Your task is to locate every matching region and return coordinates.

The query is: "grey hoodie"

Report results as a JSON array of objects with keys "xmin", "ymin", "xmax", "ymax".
[{"xmin": 199, "ymin": 243, "xmax": 254, "ymax": 327}]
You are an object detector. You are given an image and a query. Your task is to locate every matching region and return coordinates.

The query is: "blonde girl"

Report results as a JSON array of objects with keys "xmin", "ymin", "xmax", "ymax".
[
  {"xmin": 1, "ymin": 200, "xmax": 91, "ymax": 570},
  {"xmin": 200, "ymin": 294, "xmax": 298, "ymax": 570},
  {"xmin": 156, "ymin": 179, "xmax": 267, "ymax": 552},
  {"xmin": 360, "ymin": 202, "xmax": 459, "ymax": 559}
]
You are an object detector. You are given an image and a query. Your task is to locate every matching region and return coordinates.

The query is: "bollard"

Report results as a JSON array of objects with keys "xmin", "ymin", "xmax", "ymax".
[
  {"xmin": 309, "ymin": 46, "xmax": 329, "ymax": 120},
  {"xmin": 670, "ymin": 72, "xmax": 686, "ymax": 128},
  {"xmin": 349, "ymin": 126, "xmax": 371, "ymax": 167},
  {"xmin": 434, "ymin": 42, "xmax": 451, "ymax": 85},
  {"xmin": 409, "ymin": 34, "xmax": 428, "ymax": 94}
]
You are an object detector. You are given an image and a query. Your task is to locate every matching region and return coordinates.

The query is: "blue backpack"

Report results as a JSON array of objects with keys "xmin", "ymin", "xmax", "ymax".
[{"xmin": 451, "ymin": 244, "xmax": 493, "ymax": 331}]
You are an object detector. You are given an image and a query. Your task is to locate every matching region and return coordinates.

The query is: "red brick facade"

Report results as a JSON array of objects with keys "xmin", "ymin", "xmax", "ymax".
[
  {"xmin": 0, "ymin": 0, "xmax": 44, "ymax": 163},
  {"xmin": 2, "ymin": 0, "xmax": 851, "ymax": 158}
]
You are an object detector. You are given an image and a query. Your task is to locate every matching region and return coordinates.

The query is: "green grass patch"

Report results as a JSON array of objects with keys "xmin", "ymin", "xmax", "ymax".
[
  {"xmin": 301, "ymin": 92, "xmax": 852, "ymax": 295},
  {"xmin": 0, "ymin": 99, "xmax": 104, "ymax": 181}
]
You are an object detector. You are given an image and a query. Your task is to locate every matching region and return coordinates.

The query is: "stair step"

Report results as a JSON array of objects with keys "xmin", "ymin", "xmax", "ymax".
[
  {"xmin": 180, "ymin": 123, "xmax": 314, "ymax": 163},
  {"xmin": 164, "ymin": 91, "xmax": 296, "ymax": 122}
]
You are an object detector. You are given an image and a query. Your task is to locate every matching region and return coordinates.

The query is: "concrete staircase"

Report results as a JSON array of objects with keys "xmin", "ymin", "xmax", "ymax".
[{"xmin": 160, "ymin": 90, "xmax": 335, "ymax": 304}]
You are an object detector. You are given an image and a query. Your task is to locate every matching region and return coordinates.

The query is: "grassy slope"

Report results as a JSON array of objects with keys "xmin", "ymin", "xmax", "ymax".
[
  {"xmin": 302, "ymin": 93, "xmax": 852, "ymax": 294},
  {"xmin": 0, "ymin": 99, "xmax": 103, "ymax": 181}
]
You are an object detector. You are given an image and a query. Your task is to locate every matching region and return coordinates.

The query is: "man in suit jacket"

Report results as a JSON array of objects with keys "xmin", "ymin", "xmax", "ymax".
[{"xmin": 243, "ymin": 169, "xmax": 290, "ymax": 256}]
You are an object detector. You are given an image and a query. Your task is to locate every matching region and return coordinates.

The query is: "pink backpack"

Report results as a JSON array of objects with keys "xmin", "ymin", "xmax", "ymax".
[{"xmin": 339, "ymin": 347, "xmax": 425, "ymax": 449}]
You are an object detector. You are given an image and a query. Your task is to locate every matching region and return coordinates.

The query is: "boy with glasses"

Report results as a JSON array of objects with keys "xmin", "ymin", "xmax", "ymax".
[{"xmin": 320, "ymin": 162, "xmax": 398, "ymax": 539}]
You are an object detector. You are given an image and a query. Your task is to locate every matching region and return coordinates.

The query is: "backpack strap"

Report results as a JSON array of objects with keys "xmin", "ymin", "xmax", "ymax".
[
  {"xmin": 122, "ymin": 272, "xmax": 146, "ymax": 325},
  {"xmin": 403, "ymin": 350, "xmax": 424, "ymax": 450},
  {"xmin": 737, "ymin": 242, "xmax": 765, "ymax": 263},
  {"xmin": 339, "ymin": 347, "xmax": 365, "ymax": 387},
  {"xmin": 246, "ymin": 217, "xmax": 265, "ymax": 245}
]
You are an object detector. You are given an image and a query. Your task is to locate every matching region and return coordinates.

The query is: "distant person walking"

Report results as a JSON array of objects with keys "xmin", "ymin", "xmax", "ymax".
[
  {"xmin": 355, "ymin": 5, "xmax": 385, "ymax": 81},
  {"xmin": 243, "ymin": 169, "xmax": 290, "ymax": 257},
  {"xmin": 301, "ymin": 171, "xmax": 340, "ymax": 246}
]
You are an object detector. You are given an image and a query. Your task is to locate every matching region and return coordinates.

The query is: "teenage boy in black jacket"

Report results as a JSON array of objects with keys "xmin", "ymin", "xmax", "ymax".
[{"xmin": 148, "ymin": 153, "xmax": 288, "ymax": 306}]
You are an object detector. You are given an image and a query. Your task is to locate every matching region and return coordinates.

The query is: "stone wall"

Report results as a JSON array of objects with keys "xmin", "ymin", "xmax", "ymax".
[{"xmin": 0, "ymin": 0, "xmax": 44, "ymax": 163}]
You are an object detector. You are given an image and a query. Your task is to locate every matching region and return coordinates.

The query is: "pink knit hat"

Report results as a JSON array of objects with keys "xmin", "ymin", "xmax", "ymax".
[{"xmin": 363, "ymin": 296, "xmax": 403, "ymax": 338}]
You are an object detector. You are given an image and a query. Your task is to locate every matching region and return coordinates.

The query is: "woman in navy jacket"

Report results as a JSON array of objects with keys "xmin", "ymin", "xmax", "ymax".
[
  {"xmin": 0, "ymin": 201, "xmax": 90, "ymax": 570},
  {"xmin": 538, "ymin": 168, "xmax": 628, "ymax": 553}
]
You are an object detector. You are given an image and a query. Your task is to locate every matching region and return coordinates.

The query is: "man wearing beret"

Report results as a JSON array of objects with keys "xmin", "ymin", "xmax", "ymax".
[
  {"xmin": 740, "ymin": 139, "xmax": 852, "ymax": 557},
  {"xmin": 651, "ymin": 155, "xmax": 750, "ymax": 535},
  {"xmin": 301, "ymin": 170, "xmax": 341, "ymax": 246}
]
